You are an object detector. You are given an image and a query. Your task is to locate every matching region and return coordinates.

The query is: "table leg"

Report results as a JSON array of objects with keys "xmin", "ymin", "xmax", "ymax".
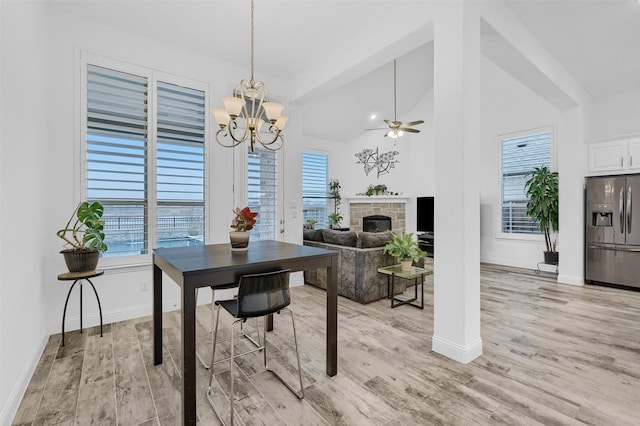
[
  {"xmin": 266, "ymin": 314, "xmax": 274, "ymax": 332},
  {"xmin": 327, "ymin": 255, "xmax": 338, "ymax": 376},
  {"xmin": 181, "ymin": 282, "xmax": 197, "ymax": 425},
  {"xmin": 153, "ymin": 264, "xmax": 163, "ymax": 366}
]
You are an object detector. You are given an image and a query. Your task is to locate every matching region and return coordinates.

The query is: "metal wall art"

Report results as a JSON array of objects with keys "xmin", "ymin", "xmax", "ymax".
[{"xmin": 355, "ymin": 147, "xmax": 399, "ymax": 178}]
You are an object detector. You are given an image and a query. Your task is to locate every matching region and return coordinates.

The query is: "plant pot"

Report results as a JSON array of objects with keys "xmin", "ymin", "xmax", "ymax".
[
  {"xmin": 544, "ymin": 251, "xmax": 559, "ymax": 265},
  {"xmin": 61, "ymin": 249, "xmax": 99, "ymax": 273},
  {"xmin": 229, "ymin": 231, "xmax": 250, "ymax": 252},
  {"xmin": 401, "ymin": 259, "xmax": 412, "ymax": 272}
]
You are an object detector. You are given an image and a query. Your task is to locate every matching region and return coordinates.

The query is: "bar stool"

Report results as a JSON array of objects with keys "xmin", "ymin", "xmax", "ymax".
[
  {"xmin": 195, "ymin": 283, "xmax": 262, "ymax": 369},
  {"xmin": 57, "ymin": 270, "xmax": 104, "ymax": 346},
  {"xmin": 206, "ymin": 269, "xmax": 304, "ymax": 426}
]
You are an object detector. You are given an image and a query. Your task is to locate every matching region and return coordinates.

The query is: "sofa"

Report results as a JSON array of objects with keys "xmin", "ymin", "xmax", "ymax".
[{"xmin": 303, "ymin": 229, "xmax": 405, "ymax": 303}]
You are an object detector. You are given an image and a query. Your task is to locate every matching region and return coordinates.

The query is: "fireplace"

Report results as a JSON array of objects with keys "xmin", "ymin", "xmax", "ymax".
[{"xmin": 363, "ymin": 215, "xmax": 392, "ymax": 233}]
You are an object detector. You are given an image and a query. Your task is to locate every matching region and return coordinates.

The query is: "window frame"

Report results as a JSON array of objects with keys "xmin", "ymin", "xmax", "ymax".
[
  {"xmin": 79, "ymin": 52, "xmax": 210, "ymax": 268},
  {"xmin": 497, "ymin": 125, "xmax": 555, "ymax": 240}
]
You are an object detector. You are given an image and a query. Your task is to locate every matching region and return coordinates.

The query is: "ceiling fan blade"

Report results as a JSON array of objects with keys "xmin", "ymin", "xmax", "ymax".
[
  {"xmin": 383, "ymin": 119, "xmax": 392, "ymax": 125},
  {"xmin": 364, "ymin": 127, "xmax": 388, "ymax": 131},
  {"xmin": 403, "ymin": 120, "xmax": 424, "ymax": 127},
  {"xmin": 402, "ymin": 128, "xmax": 420, "ymax": 133}
]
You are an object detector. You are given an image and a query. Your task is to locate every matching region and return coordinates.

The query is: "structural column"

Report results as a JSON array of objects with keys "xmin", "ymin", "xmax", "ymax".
[{"xmin": 432, "ymin": 2, "xmax": 482, "ymax": 363}]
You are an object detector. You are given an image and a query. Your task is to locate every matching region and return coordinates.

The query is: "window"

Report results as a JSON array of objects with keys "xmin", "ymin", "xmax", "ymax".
[
  {"xmin": 302, "ymin": 152, "xmax": 329, "ymax": 229},
  {"xmin": 247, "ymin": 146, "xmax": 277, "ymax": 240},
  {"xmin": 501, "ymin": 130, "xmax": 552, "ymax": 234},
  {"xmin": 84, "ymin": 60, "xmax": 206, "ymax": 258}
]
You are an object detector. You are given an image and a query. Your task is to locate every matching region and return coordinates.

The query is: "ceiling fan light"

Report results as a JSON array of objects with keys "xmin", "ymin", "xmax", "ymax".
[
  {"xmin": 397, "ymin": 130, "xmax": 404, "ymax": 138},
  {"xmin": 222, "ymin": 96, "xmax": 244, "ymax": 117}
]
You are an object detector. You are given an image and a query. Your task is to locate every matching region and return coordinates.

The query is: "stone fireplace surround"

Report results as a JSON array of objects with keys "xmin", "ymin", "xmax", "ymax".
[{"xmin": 348, "ymin": 196, "xmax": 407, "ymax": 235}]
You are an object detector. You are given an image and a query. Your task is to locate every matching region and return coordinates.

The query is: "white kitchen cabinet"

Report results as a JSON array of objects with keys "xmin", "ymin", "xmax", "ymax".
[{"xmin": 588, "ymin": 137, "xmax": 640, "ymax": 174}]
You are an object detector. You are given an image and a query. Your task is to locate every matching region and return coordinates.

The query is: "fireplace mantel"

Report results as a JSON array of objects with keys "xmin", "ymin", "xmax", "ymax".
[
  {"xmin": 347, "ymin": 196, "xmax": 409, "ymax": 204},
  {"xmin": 348, "ymin": 197, "xmax": 408, "ymax": 234}
]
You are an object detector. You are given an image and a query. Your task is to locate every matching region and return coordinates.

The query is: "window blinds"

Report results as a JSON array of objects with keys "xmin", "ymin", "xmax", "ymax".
[
  {"xmin": 302, "ymin": 152, "xmax": 329, "ymax": 229},
  {"xmin": 501, "ymin": 131, "xmax": 551, "ymax": 234},
  {"xmin": 86, "ymin": 64, "xmax": 149, "ymax": 255},
  {"xmin": 247, "ymin": 147, "xmax": 277, "ymax": 241}
]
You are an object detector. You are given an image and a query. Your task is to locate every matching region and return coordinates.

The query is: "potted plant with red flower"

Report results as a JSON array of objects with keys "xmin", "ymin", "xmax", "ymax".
[{"xmin": 229, "ymin": 206, "xmax": 258, "ymax": 251}]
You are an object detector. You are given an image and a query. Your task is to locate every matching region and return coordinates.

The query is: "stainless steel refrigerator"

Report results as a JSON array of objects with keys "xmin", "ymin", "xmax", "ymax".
[{"xmin": 585, "ymin": 175, "xmax": 640, "ymax": 289}]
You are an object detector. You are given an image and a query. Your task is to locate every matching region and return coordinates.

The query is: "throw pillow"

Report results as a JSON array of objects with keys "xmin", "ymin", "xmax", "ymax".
[
  {"xmin": 322, "ymin": 230, "xmax": 358, "ymax": 247},
  {"xmin": 359, "ymin": 230, "xmax": 394, "ymax": 248}
]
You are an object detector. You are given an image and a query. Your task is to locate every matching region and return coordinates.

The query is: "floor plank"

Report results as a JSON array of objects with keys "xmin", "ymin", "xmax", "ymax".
[{"xmin": 12, "ymin": 262, "xmax": 640, "ymax": 425}]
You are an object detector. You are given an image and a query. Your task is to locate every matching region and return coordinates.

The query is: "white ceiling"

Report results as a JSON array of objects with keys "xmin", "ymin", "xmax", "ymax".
[{"xmin": 47, "ymin": 0, "xmax": 640, "ymax": 142}]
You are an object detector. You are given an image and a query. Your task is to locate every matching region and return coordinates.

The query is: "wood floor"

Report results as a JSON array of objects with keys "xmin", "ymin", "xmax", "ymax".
[{"xmin": 12, "ymin": 262, "xmax": 640, "ymax": 425}]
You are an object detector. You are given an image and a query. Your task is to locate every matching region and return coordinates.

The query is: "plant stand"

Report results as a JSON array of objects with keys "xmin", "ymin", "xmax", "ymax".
[
  {"xmin": 535, "ymin": 261, "xmax": 558, "ymax": 276},
  {"xmin": 58, "ymin": 270, "xmax": 104, "ymax": 346}
]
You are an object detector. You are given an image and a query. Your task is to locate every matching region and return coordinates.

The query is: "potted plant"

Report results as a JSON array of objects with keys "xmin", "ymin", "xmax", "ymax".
[
  {"xmin": 524, "ymin": 166, "xmax": 559, "ymax": 265},
  {"xmin": 328, "ymin": 178, "xmax": 342, "ymax": 228},
  {"xmin": 229, "ymin": 206, "xmax": 258, "ymax": 251},
  {"xmin": 304, "ymin": 219, "xmax": 317, "ymax": 229},
  {"xmin": 383, "ymin": 233, "xmax": 426, "ymax": 271},
  {"xmin": 57, "ymin": 201, "xmax": 108, "ymax": 272}
]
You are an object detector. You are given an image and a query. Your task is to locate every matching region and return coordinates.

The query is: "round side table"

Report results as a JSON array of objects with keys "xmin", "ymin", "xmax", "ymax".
[{"xmin": 57, "ymin": 270, "xmax": 104, "ymax": 346}]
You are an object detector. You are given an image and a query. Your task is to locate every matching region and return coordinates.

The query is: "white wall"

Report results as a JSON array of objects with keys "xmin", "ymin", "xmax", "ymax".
[
  {"xmin": 587, "ymin": 88, "xmax": 640, "ymax": 141},
  {"xmin": 0, "ymin": 2, "xmax": 51, "ymax": 422},
  {"xmin": 479, "ymin": 56, "xmax": 562, "ymax": 269}
]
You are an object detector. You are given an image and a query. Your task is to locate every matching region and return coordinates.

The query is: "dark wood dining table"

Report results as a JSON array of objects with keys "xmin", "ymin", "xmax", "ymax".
[{"xmin": 153, "ymin": 240, "xmax": 338, "ymax": 425}]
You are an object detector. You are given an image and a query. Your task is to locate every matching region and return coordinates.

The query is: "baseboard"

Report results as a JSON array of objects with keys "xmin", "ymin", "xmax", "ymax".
[
  {"xmin": 47, "ymin": 299, "xmax": 183, "ymax": 335},
  {"xmin": 432, "ymin": 335, "xmax": 483, "ymax": 364},
  {"xmin": 557, "ymin": 274, "xmax": 584, "ymax": 286},
  {"xmin": 0, "ymin": 333, "xmax": 49, "ymax": 425}
]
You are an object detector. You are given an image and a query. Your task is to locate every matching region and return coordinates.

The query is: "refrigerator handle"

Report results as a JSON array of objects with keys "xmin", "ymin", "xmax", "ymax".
[
  {"xmin": 628, "ymin": 186, "xmax": 632, "ymax": 233},
  {"xmin": 620, "ymin": 186, "xmax": 625, "ymax": 234}
]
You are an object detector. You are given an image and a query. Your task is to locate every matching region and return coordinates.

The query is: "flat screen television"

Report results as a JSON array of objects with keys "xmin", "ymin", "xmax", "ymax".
[{"xmin": 416, "ymin": 196, "xmax": 434, "ymax": 233}]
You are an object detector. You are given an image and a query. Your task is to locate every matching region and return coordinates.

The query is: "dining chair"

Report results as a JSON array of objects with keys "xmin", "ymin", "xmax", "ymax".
[
  {"xmin": 195, "ymin": 284, "xmax": 261, "ymax": 369},
  {"xmin": 206, "ymin": 269, "xmax": 304, "ymax": 425}
]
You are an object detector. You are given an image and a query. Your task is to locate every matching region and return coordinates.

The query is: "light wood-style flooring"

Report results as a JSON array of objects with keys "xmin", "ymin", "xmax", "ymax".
[{"xmin": 12, "ymin": 262, "xmax": 640, "ymax": 425}]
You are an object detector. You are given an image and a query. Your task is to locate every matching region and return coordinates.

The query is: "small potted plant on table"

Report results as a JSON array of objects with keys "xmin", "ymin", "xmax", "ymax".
[
  {"xmin": 383, "ymin": 233, "xmax": 426, "ymax": 271},
  {"xmin": 229, "ymin": 206, "xmax": 258, "ymax": 252},
  {"xmin": 57, "ymin": 201, "xmax": 108, "ymax": 272}
]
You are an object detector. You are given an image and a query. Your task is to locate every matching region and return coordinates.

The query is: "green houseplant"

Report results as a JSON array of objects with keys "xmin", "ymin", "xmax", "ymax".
[
  {"xmin": 383, "ymin": 233, "xmax": 426, "ymax": 271},
  {"xmin": 328, "ymin": 178, "xmax": 342, "ymax": 228},
  {"xmin": 57, "ymin": 201, "xmax": 108, "ymax": 272},
  {"xmin": 524, "ymin": 166, "xmax": 559, "ymax": 264}
]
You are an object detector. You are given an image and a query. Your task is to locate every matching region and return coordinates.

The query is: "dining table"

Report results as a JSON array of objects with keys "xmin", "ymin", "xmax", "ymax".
[{"xmin": 153, "ymin": 240, "xmax": 338, "ymax": 425}]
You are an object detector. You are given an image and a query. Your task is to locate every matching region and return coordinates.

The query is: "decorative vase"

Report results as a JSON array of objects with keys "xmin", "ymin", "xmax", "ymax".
[
  {"xmin": 229, "ymin": 231, "xmax": 250, "ymax": 252},
  {"xmin": 61, "ymin": 249, "xmax": 100, "ymax": 273},
  {"xmin": 401, "ymin": 258, "xmax": 412, "ymax": 272}
]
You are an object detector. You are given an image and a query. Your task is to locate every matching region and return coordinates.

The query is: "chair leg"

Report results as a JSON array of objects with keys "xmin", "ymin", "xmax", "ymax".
[{"xmin": 264, "ymin": 309, "xmax": 304, "ymax": 400}]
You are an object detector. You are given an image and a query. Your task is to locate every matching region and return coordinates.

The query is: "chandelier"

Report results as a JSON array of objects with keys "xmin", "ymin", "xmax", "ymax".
[{"xmin": 211, "ymin": 0, "xmax": 288, "ymax": 151}]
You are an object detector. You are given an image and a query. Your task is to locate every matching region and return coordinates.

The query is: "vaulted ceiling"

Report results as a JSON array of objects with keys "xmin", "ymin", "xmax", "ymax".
[{"xmin": 48, "ymin": 0, "xmax": 640, "ymax": 142}]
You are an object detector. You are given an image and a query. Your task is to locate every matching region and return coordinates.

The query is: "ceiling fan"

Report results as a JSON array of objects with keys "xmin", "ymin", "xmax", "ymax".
[{"xmin": 365, "ymin": 59, "xmax": 424, "ymax": 139}]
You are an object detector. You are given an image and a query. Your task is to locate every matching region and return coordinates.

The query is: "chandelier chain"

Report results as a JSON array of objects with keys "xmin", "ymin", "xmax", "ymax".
[{"xmin": 250, "ymin": 0, "xmax": 255, "ymax": 83}]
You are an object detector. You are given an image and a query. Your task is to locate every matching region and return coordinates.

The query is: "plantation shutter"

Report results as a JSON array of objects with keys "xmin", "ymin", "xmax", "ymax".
[
  {"xmin": 302, "ymin": 152, "xmax": 329, "ymax": 229},
  {"xmin": 247, "ymin": 147, "xmax": 277, "ymax": 240},
  {"xmin": 156, "ymin": 81, "xmax": 206, "ymax": 248},
  {"xmin": 86, "ymin": 64, "xmax": 149, "ymax": 256},
  {"xmin": 501, "ymin": 131, "xmax": 551, "ymax": 234}
]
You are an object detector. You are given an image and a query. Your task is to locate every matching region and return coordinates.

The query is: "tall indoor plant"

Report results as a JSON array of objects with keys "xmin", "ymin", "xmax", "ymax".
[
  {"xmin": 328, "ymin": 178, "xmax": 343, "ymax": 228},
  {"xmin": 524, "ymin": 166, "xmax": 559, "ymax": 264},
  {"xmin": 57, "ymin": 201, "xmax": 108, "ymax": 272}
]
